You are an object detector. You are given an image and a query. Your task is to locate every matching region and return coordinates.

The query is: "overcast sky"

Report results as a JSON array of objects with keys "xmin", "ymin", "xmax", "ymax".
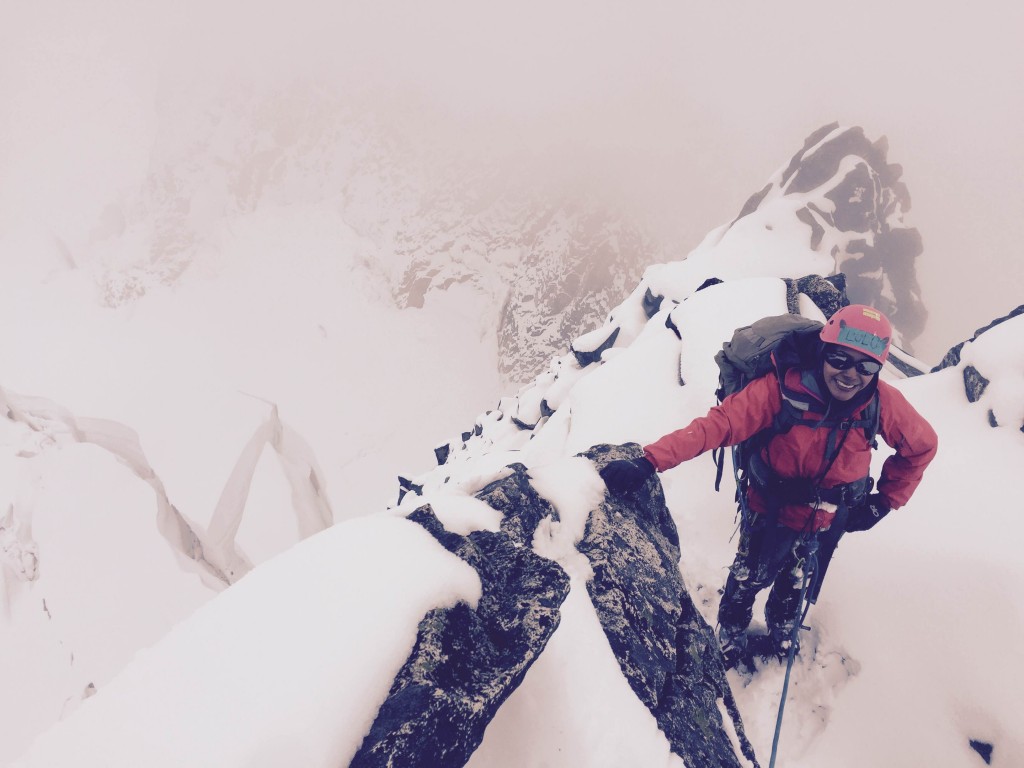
[{"xmin": 2, "ymin": 0, "xmax": 1021, "ymax": 361}]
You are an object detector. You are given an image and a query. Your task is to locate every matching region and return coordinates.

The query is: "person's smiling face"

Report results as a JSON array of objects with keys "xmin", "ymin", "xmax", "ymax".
[{"xmin": 822, "ymin": 345, "xmax": 880, "ymax": 401}]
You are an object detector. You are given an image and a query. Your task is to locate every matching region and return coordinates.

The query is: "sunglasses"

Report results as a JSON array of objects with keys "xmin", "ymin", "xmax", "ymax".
[{"xmin": 823, "ymin": 348, "xmax": 883, "ymax": 376}]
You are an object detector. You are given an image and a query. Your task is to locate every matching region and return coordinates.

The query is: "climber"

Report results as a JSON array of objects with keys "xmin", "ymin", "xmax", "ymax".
[{"xmin": 599, "ymin": 304, "xmax": 938, "ymax": 669}]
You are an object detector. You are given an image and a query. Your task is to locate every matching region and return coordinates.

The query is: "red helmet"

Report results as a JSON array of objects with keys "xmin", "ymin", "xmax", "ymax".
[{"xmin": 820, "ymin": 304, "xmax": 892, "ymax": 364}]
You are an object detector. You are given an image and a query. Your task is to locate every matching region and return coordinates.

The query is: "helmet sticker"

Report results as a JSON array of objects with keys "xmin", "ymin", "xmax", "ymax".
[{"xmin": 837, "ymin": 319, "xmax": 890, "ymax": 357}]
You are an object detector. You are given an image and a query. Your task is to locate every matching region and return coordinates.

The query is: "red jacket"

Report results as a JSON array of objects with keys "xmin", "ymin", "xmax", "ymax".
[{"xmin": 643, "ymin": 370, "xmax": 938, "ymax": 531}]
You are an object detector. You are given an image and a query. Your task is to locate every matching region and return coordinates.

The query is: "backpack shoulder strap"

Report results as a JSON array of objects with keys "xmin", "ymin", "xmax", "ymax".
[{"xmin": 862, "ymin": 389, "xmax": 881, "ymax": 448}]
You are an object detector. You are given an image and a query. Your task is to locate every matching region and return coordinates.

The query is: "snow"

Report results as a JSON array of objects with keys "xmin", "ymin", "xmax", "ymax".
[
  {"xmin": 408, "ymin": 492, "xmax": 504, "ymax": 536},
  {"xmin": 5, "ymin": 176, "xmax": 1022, "ymax": 768},
  {"xmin": 3, "ymin": 8, "xmax": 1023, "ymax": 765},
  {"xmin": 571, "ymin": 323, "xmax": 619, "ymax": 354},
  {"xmin": 644, "ymin": 312, "xmax": 1024, "ymax": 767},
  {"xmin": 466, "ymin": 571, "xmax": 684, "ymax": 768},
  {"xmin": 527, "ymin": 457, "xmax": 607, "ymax": 572},
  {"xmin": 954, "ymin": 316, "xmax": 1024, "ymax": 431},
  {"xmin": 9, "ymin": 517, "xmax": 482, "ymax": 768},
  {"xmin": 468, "ymin": 456, "xmax": 689, "ymax": 768}
]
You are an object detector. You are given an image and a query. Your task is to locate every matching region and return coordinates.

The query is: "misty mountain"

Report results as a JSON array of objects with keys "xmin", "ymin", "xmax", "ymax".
[
  {"xmin": 78, "ymin": 79, "xmax": 928, "ymax": 386},
  {"xmin": 74, "ymin": 81, "xmax": 660, "ymax": 385},
  {"xmin": 396, "ymin": 122, "xmax": 930, "ymax": 380},
  {"xmin": 723, "ymin": 122, "xmax": 927, "ymax": 346}
]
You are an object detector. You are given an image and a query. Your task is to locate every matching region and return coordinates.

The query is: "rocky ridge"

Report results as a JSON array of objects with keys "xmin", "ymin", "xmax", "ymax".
[
  {"xmin": 359, "ymin": 452, "xmax": 757, "ymax": 768},
  {"xmin": 373, "ymin": 125, "xmax": 943, "ymax": 767}
]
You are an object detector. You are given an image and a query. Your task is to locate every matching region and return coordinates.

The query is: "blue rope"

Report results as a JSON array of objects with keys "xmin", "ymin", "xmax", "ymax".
[{"xmin": 769, "ymin": 536, "xmax": 819, "ymax": 768}]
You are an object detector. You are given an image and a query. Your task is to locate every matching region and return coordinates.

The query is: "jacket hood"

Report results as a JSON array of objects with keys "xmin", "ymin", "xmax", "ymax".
[{"xmin": 775, "ymin": 332, "xmax": 878, "ymax": 417}]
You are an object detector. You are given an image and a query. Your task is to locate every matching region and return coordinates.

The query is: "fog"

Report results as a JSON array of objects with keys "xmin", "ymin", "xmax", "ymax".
[{"xmin": 2, "ymin": 0, "xmax": 1021, "ymax": 361}]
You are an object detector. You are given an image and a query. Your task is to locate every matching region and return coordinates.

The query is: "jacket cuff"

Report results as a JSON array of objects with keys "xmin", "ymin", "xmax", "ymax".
[{"xmin": 642, "ymin": 447, "xmax": 661, "ymax": 472}]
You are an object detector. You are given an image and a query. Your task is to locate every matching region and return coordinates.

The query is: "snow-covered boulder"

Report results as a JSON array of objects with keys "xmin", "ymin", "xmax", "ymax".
[
  {"xmin": 351, "ymin": 503, "xmax": 570, "ymax": 768},
  {"xmin": 931, "ymin": 305, "xmax": 1024, "ymax": 430},
  {"xmin": 359, "ymin": 453, "xmax": 755, "ymax": 768}
]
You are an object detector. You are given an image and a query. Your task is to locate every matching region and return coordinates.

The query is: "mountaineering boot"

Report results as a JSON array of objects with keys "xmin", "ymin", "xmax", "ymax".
[
  {"xmin": 773, "ymin": 626, "xmax": 800, "ymax": 659},
  {"xmin": 718, "ymin": 624, "xmax": 748, "ymax": 670},
  {"xmin": 748, "ymin": 631, "xmax": 795, "ymax": 665}
]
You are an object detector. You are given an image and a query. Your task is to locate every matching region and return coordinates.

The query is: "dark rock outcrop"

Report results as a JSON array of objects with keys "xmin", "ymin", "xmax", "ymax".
[
  {"xmin": 477, "ymin": 463, "xmax": 558, "ymax": 547},
  {"xmin": 784, "ymin": 274, "xmax": 848, "ymax": 318},
  {"xmin": 842, "ymin": 227, "xmax": 924, "ymax": 345},
  {"xmin": 643, "ymin": 287, "xmax": 665, "ymax": 318},
  {"xmin": 664, "ymin": 594, "xmax": 753, "ymax": 766},
  {"xmin": 397, "ymin": 476, "xmax": 424, "ymax": 505},
  {"xmin": 578, "ymin": 444, "xmax": 683, "ymax": 709},
  {"xmin": 580, "ymin": 443, "xmax": 759, "ymax": 768},
  {"xmin": 963, "ymin": 366, "xmax": 990, "ymax": 404},
  {"xmin": 969, "ymin": 739, "xmax": 994, "ymax": 765},
  {"xmin": 434, "ymin": 444, "xmax": 451, "ymax": 466},
  {"xmin": 571, "ymin": 326, "xmax": 620, "ymax": 367},
  {"xmin": 696, "ymin": 277, "xmax": 725, "ymax": 293},
  {"xmin": 352, "ymin": 504, "xmax": 571, "ymax": 768},
  {"xmin": 360, "ymin": 451, "xmax": 758, "ymax": 767}
]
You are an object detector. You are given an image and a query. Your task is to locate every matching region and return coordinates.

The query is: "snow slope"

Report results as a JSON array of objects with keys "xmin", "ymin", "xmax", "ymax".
[{"xmin": 0, "ymin": 206, "xmax": 501, "ymax": 763}]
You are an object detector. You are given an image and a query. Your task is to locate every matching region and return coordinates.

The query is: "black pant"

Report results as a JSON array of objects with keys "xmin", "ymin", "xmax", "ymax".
[{"xmin": 717, "ymin": 510, "xmax": 845, "ymax": 642}]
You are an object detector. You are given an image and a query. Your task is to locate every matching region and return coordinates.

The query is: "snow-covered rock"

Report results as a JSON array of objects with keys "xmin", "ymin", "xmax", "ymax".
[
  {"xmin": 932, "ymin": 304, "xmax": 1024, "ymax": 430},
  {"xmin": 356, "ymin": 454, "xmax": 754, "ymax": 768},
  {"xmin": 718, "ymin": 122, "xmax": 926, "ymax": 347}
]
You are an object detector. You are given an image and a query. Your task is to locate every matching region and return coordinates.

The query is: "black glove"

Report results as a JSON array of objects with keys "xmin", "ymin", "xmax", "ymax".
[
  {"xmin": 844, "ymin": 493, "xmax": 891, "ymax": 532},
  {"xmin": 599, "ymin": 457, "xmax": 656, "ymax": 495}
]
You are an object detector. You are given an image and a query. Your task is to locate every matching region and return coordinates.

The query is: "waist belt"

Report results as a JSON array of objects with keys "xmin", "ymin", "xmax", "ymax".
[{"xmin": 747, "ymin": 451, "xmax": 871, "ymax": 507}]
